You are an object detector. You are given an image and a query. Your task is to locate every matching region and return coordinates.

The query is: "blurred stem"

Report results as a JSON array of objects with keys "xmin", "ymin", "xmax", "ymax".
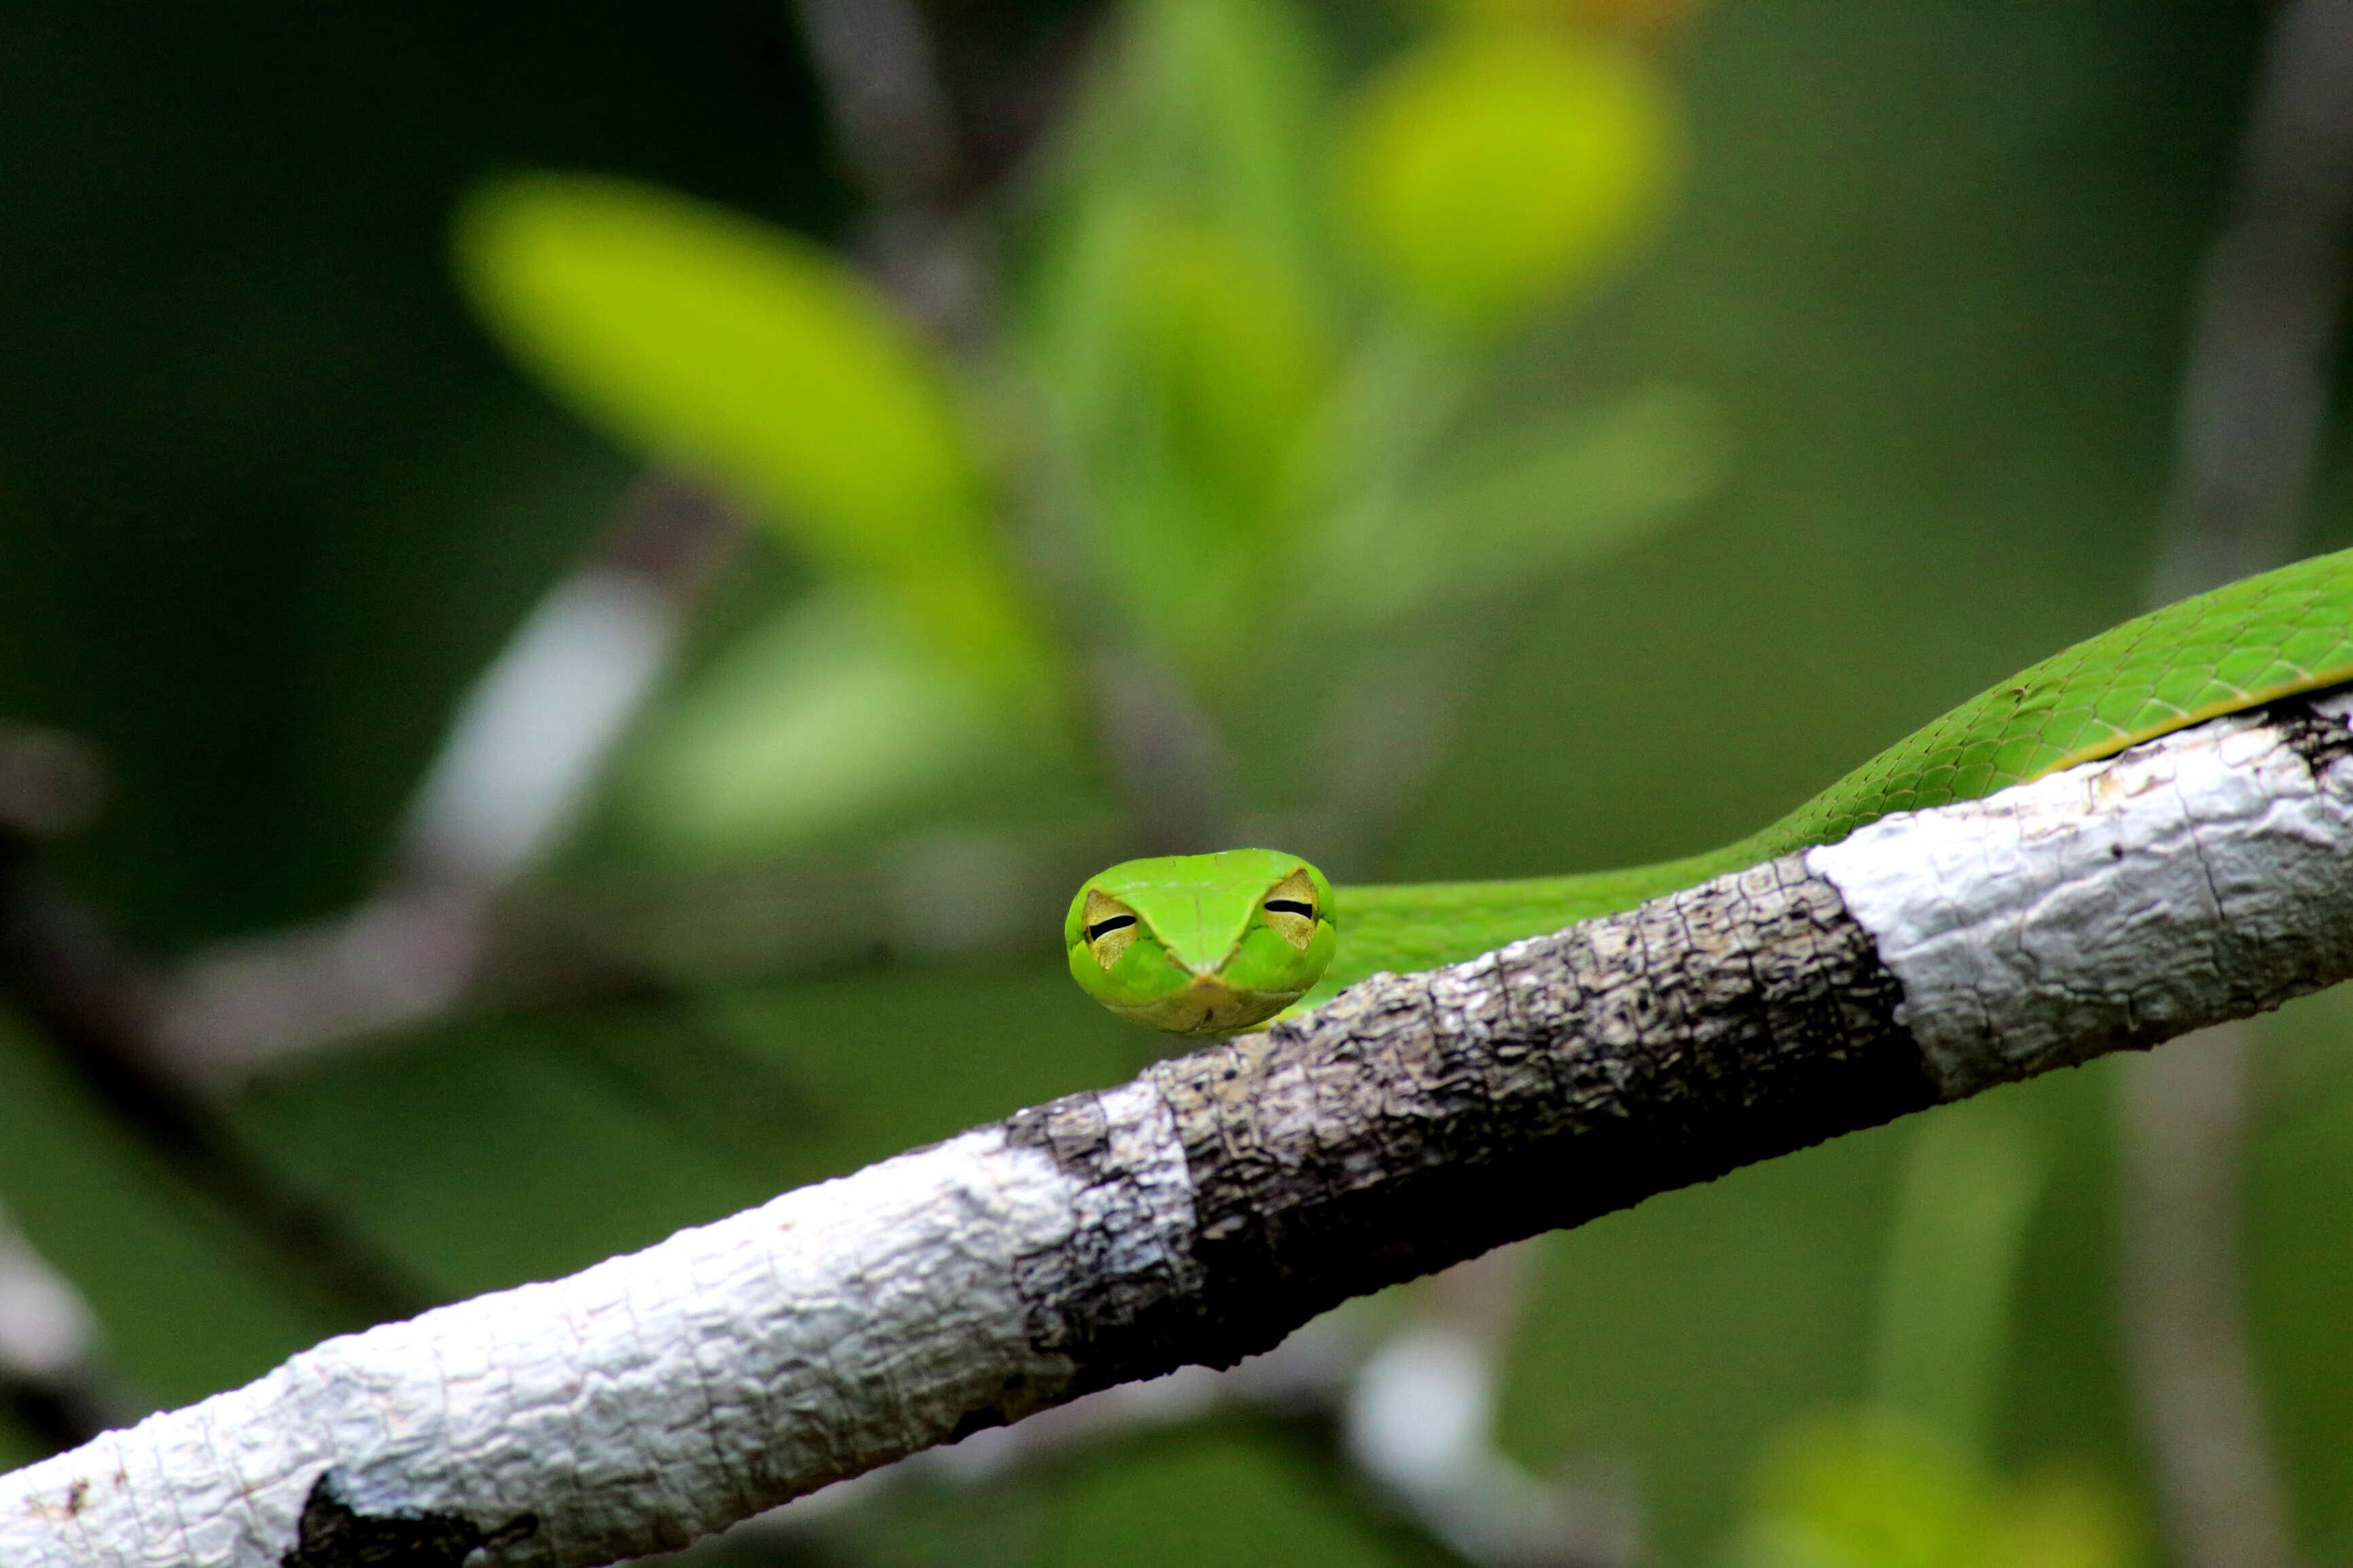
[
  {"xmin": 1280, "ymin": 324, "xmax": 1481, "ymax": 867},
  {"xmin": 2119, "ymin": 1025, "xmax": 2293, "ymax": 1568},
  {"xmin": 791, "ymin": 0, "xmax": 994, "ymax": 346},
  {"xmin": 1086, "ymin": 647, "xmax": 1240, "ymax": 853},
  {"xmin": 1295, "ymin": 634, "xmax": 1481, "ymax": 878},
  {"xmin": 2119, "ymin": 1, "xmax": 2353, "ymax": 1561},
  {"xmin": 793, "ymin": 0, "xmax": 1242, "ymax": 852},
  {"xmin": 1306, "ymin": 325, "xmax": 1479, "ymax": 579},
  {"xmin": 1348, "ymin": 1240, "xmax": 1640, "ymax": 1567},
  {"xmin": 0, "ymin": 830, "xmax": 433, "ymax": 1328},
  {"xmin": 2147, "ymin": 0, "xmax": 2353, "ymax": 607},
  {"xmin": 1867, "ymin": 1103, "xmax": 2043, "ymax": 1459}
]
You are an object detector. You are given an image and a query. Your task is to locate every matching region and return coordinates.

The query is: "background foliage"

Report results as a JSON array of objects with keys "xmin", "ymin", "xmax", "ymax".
[{"xmin": 5, "ymin": 2, "xmax": 2352, "ymax": 1565}]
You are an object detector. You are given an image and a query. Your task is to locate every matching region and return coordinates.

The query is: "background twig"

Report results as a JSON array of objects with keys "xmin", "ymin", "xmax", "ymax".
[{"xmin": 2120, "ymin": 3, "xmax": 2353, "ymax": 1563}]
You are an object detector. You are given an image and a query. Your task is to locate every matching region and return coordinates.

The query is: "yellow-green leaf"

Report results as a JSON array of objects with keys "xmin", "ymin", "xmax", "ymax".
[
  {"xmin": 456, "ymin": 175, "xmax": 1049, "ymax": 701},
  {"xmin": 627, "ymin": 587, "xmax": 1016, "ymax": 859},
  {"xmin": 459, "ymin": 174, "xmax": 983, "ymax": 572},
  {"xmin": 1337, "ymin": 27, "xmax": 1679, "ymax": 331}
]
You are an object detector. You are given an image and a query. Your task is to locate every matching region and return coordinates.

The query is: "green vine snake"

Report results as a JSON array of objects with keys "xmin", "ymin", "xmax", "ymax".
[{"xmin": 1066, "ymin": 547, "xmax": 2353, "ymax": 1036}]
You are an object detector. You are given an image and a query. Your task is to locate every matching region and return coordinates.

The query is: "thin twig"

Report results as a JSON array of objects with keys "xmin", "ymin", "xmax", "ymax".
[
  {"xmin": 2148, "ymin": 0, "xmax": 2353, "ymax": 608},
  {"xmin": 2117, "ymin": 1025, "xmax": 2292, "ymax": 1568},
  {"xmin": 791, "ymin": 0, "xmax": 988, "ymax": 346},
  {"xmin": 153, "ymin": 475, "xmax": 741, "ymax": 1076},
  {"xmin": 0, "ymin": 831, "xmax": 432, "ymax": 1328},
  {"xmin": 2119, "ymin": 3, "xmax": 2353, "ymax": 1562}
]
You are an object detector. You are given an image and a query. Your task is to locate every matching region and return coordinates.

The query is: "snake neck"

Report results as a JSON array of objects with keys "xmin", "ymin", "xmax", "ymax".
[{"xmin": 1318, "ymin": 832, "xmax": 1780, "ymax": 1000}]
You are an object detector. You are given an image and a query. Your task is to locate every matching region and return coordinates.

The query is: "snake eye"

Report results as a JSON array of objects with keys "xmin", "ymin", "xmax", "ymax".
[
  {"xmin": 1260, "ymin": 869, "xmax": 1320, "ymax": 951},
  {"xmin": 1081, "ymin": 891, "xmax": 1142, "ymax": 969}
]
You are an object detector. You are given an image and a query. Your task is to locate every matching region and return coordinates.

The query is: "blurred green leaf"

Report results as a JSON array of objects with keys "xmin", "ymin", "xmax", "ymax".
[
  {"xmin": 1124, "ymin": 216, "xmax": 1331, "ymax": 522},
  {"xmin": 1048, "ymin": 0, "xmax": 1330, "ymax": 290},
  {"xmin": 1030, "ymin": 196, "xmax": 1333, "ymax": 684},
  {"xmin": 1728, "ymin": 1416, "xmax": 2140, "ymax": 1568},
  {"xmin": 1336, "ymin": 24, "xmax": 1679, "ymax": 332},
  {"xmin": 1984, "ymin": 1473, "xmax": 2143, "ymax": 1568},
  {"xmin": 1022, "ymin": 0, "xmax": 1338, "ymax": 689},
  {"xmin": 455, "ymin": 174, "xmax": 1049, "ymax": 701},
  {"xmin": 1734, "ymin": 1417, "xmax": 1986, "ymax": 1568},
  {"xmin": 1312, "ymin": 382, "xmax": 1726, "ymax": 625},
  {"xmin": 625, "ymin": 587, "xmax": 1023, "ymax": 860},
  {"xmin": 1034, "ymin": 199, "xmax": 1331, "ymax": 526}
]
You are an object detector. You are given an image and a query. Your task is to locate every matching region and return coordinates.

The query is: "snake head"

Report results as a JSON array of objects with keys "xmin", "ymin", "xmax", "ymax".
[{"xmin": 1064, "ymin": 849, "xmax": 1337, "ymax": 1036}]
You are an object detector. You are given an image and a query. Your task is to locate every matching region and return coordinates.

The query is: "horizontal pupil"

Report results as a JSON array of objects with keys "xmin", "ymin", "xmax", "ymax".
[
  {"xmin": 1264, "ymin": 899, "xmax": 1314, "ymax": 917},
  {"xmin": 1087, "ymin": 915, "xmax": 1138, "ymax": 942}
]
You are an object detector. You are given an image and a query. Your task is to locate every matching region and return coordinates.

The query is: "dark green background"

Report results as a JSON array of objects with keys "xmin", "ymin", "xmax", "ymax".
[{"xmin": 10, "ymin": 3, "xmax": 2353, "ymax": 1565}]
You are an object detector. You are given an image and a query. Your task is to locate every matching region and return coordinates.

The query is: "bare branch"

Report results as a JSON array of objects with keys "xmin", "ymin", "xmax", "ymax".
[
  {"xmin": 153, "ymin": 475, "xmax": 741, "ymax": 1077},
  {"xmin": 9, "ymin": 689, "xmax": 2353, "ymax": 1567},
  {"xmin": 674, "ymin": 1243, "xmax": 1635, "ymax": 1568}
]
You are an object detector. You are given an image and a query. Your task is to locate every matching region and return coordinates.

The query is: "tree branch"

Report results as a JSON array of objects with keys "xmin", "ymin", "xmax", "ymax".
[{"xmin": 10, "ymin": 691, "xmax": 2353, "ymax": 1567}]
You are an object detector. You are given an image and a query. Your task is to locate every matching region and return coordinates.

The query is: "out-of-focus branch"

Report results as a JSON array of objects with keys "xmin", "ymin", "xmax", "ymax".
[
  {"xmin": 2119, "ymin": 4, "xmax": 2353, "ymax": 1564},
  {"xmin": 155, "ymin": 474, "xmax": 742, "ymax": 1077},
  {"xmin": 0, "ymin": 760, "xmax": 431, "ymax": 1327},
  {"xmin": 0, "ymin": 1199, "xmax": 147, "ymax": 1456},
  {"xmin": 0, "ymin": 727, "xmax": 105, "ymax": 844},
  {"xmin": 2148, "ymin": 0, "xmax": 2353, "ymax": 607},
  {"xmin": 791, "ymin": 0, "xmax": 1239, "ymax": 854},
  {"xmin": 792, "ymin": 0, "xmax": 960, "ymax": 209},
  {"xmin": 2118, "ymin": 1025, "xmax": 2291, "ymax": 1568},
  {"xmin": 1085, "ymin": 648, "xmax": 1239, "ymax": 854},
  {"xmin": 1344, "ymin": 1241, "xmax": 1638, "ymax": 1567},
  {"xmin": 792, "ymin": 0, "xmax": 988, "ymax": 346}
]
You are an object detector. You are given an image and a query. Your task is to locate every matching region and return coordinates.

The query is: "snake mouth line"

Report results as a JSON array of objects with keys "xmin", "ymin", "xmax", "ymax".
[{"xmin": 1098, "ymin": 970, "xmax": 1304, "ymax": 1038}]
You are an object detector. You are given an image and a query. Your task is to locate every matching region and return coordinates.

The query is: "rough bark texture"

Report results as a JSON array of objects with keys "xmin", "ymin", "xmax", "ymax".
[
  {"xmin": 976, "ymin": 854, "xmax": 1930, "ymax": 1411},
  {"xmin": 6, "ymin": 695, "xmax": 2353, "ymax": 1567},
  {"xmin": 1815, "ymin": 691, "xmax": 2353, "ymax": 1094},
  {"xmin": 1041, "ymin": 856, "xmax": 1928, "ymax": 1389}
]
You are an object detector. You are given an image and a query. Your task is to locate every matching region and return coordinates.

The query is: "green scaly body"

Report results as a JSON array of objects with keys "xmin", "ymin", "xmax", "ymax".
[{"xmin": 1071, "ymin": 548, "xmax": 2353, "ymax": 1031}]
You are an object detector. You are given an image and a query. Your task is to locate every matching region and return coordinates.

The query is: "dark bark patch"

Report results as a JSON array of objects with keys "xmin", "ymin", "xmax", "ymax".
[
  {"xmin": 1005, "ymin": 1089, "xmax": 1204, "ymax": 1393},
  {"xmin": 1152, "ymin": 858, "xmax": 1935, "ymax": 1369},
  {"xmin": 2268, "ymin": 686, "xmax": 2353, "ymax": 778},
  {"xmin": 994, "ymin": 859, "xmax": 1939, "ymax": 1398},
  {"xmin": 1003, "ymin": 1094, "xmax": 1117, "ymax": 1188},
  {"xmin": 279, "ymin": 1471, "xmax": 536, "ymax": 1568}
]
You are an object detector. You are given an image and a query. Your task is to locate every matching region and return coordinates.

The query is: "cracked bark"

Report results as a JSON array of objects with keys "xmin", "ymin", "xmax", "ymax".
[
  {"xmin": 7, "ymin": 695, "xmax": 2353, "ymax": 1567},
  {"xmin": 1007, "ymin": 856, "xmax": 1929, "ymax": 1398}
]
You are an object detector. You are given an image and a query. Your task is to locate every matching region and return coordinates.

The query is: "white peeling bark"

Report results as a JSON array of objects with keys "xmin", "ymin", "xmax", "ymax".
[
  {"xmin": 8, "ymin": 694, "xmax": 2353, "ymax": 1568},
  {"xmin": 1807, "ymin": 689, "xmax": 2353, "ymax": 1095},
  {"xmin": 2, "ymin": 1113, "xmax": 1193, "ymax": 1568}
]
